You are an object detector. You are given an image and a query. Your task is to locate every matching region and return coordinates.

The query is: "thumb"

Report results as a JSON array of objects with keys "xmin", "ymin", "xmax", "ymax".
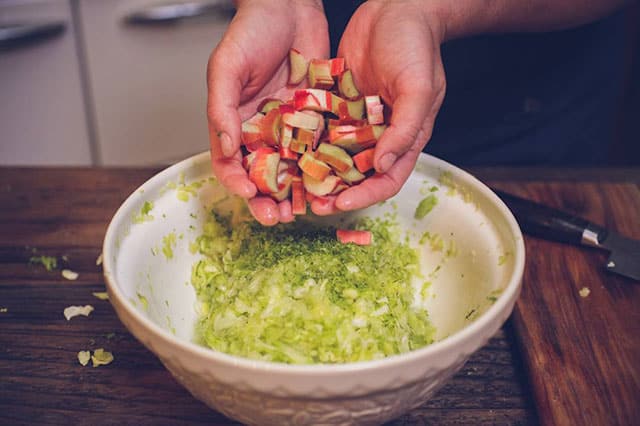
[
  {"xmin": 206, "ymin": 41, "xmax": 244, "ymax": 158},
  {"xmin": 374, "ymin": 90, "xmax": 432, "ymax": 174}
]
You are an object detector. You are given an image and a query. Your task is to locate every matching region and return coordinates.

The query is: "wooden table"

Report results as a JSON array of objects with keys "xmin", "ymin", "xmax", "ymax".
[{"xmin": 1, "ymin": 166, "xmax": 638, "ymax": 425}]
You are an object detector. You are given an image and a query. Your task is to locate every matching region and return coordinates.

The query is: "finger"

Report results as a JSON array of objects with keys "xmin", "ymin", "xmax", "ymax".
[
  {"xmin": 310, "ymin": 196, "xmax": 338, "ymax": 216},
  {"xmin": 209, "ymin": 121, "xmax": 256, "ymax": 199},
  {"xmin": 248, "ymin": 196, "xmax": 281, "ymax": 226},
  {"xmin": 278, "ymin": 200, "xmax": 295, "ymax": 223},
  {"xmin": 374, "ymin": 88, "xmax": 432, "ymax": 174},
  {"xmin": 336, "ymin": 145, "xmax": 421, "ymax": 211}
]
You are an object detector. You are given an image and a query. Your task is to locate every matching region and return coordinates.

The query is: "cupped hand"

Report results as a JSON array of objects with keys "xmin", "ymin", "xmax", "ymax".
[
  {"xmin": 207, "ymin": 0, "xmax": 329, "ymax": 225},
  {"xmin": 310, "ymin": 0, "xmax": 447, "ymax": 216}
]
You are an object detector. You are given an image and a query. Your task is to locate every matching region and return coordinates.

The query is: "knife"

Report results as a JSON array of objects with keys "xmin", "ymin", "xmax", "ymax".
[{"xmin": 494, "ymin": 189, "xmax": 640, "ymax": 281}]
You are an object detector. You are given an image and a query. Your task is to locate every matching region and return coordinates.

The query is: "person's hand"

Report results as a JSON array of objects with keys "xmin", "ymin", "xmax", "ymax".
[
  {"xmin": 308, "ymin": 0, "xmax": 447, "ymax": 216},
  {"xmin": 207, "ymin": 0, "xmax": 329, "ymax": 225}
]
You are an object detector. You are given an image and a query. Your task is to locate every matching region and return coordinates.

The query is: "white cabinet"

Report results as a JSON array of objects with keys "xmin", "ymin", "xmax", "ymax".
[
  {"xmin": 0, "ymin": 0, "xmax": 92, "ymax": 166},
  {"xmin": 78, "ymin": 0, "xmax": 233, "ymax": 165}
]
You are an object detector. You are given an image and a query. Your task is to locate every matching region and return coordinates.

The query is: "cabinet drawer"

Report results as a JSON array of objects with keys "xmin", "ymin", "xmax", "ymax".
[
  {"xmin": 0, "ymin": 0, "xmax": 91, "ymax": 166},
  {"xmin": 79, "ymin": 0, "xmax": 234, "ymax": 165}
]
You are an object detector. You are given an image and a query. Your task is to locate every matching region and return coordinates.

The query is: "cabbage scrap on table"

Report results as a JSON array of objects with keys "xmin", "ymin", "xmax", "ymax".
[{"xmin": 190, "ymin": 211, "xmax": 436, "ymax": 364}]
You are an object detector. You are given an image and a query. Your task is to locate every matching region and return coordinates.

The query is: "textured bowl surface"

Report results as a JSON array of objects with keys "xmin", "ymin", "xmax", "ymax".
[{"xmin": 103, "ymin": 152, "xmax": 525, "ymax": 425}]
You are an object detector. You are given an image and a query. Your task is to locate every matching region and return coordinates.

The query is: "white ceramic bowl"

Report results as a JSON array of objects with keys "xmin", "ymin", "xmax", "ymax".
[{"xmin": 103, "ymin": 151, "xmax": 525, "ymax": 425}]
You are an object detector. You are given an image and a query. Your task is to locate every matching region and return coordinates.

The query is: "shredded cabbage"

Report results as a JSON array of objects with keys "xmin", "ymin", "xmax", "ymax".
[{"xmin": 190, "ymin": 211, "xmax": 436, "ymax": 364}]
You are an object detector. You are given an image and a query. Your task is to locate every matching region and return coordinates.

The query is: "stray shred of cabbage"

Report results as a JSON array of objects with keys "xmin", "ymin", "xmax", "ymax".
[
  {"xmin": 78, "ymin": 350, "xmax": 91, "ymax": 366},
  {"xmin": 92, "ymin": 292, "xmax": 109, "ymax": 301},
  {"xmin": 190, "ymin": 211, "xmax": 436, "ymax": 364},
  {"xmin": 415, "ymin": 194, "xmax": 438, "ymax": 219},
  {"xmin": 64, "ymin": 305, "xmax": 94, "ymax": 321},
  {"xmin": 133, "ymin": 201, "xmax": 154, "ymax": 224},
  {"xmin": 91, "ymin": 348, "xmax": 114, "ymax": 367},
  {"xmin": 62, "ymin": 269, "xmax": 79, "ymax": 280}
]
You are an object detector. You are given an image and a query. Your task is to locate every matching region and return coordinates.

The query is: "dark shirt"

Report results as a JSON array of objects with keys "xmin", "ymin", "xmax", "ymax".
[{"xmin": 323, "ymin": 1, "xmax": 626, "ymax": 166}]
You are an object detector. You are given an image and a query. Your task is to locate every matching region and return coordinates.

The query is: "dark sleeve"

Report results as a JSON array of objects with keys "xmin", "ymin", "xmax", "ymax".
[{"xmin": 322, "ymin": 0, "xmax": 365, "ymax": 57}]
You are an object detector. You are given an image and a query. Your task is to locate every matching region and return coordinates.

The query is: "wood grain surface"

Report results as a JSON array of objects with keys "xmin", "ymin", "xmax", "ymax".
[
  {"xmin": 485, "ymin": 176, "xmax": 640, "ymax": 426},
  {"xmin": 2, "ymin": 166, "xmax": 638, "ymax": 425},
  {"xmin": 0, "ymin": 167, "xmax": 536, "ymax": 426}
]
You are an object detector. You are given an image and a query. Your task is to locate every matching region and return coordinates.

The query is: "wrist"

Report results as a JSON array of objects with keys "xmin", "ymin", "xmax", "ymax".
[
  {"xmin": 235, "ymin": 0, "xmax": 323, "ymax": 10},
  {"xmin": 421, "ymin": 0, "xmax": 629, "ymax": 40},
  {"xmin": 416, "ymin": 0, "xmax": 494, "ymax": 41}
]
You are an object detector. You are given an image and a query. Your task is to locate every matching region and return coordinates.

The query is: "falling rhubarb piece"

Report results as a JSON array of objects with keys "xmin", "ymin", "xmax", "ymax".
[{"xmin": 336, "ymin": 229, "xmax": 372, "ymax": 245}]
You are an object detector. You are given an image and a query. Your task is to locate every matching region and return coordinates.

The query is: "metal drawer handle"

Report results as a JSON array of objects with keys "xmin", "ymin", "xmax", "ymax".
[
  {"xmin": 0, "ymin": 22, "xmax": 66, "ymax": 51},
  {"xmin": 125, "ymin": 0, "xmax": 235, "ymax": 24}
]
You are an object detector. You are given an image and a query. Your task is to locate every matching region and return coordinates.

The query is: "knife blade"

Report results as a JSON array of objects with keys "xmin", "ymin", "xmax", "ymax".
[{"xmin": 493, "ymin": 189, "xmax": 640, "ymax": 281}]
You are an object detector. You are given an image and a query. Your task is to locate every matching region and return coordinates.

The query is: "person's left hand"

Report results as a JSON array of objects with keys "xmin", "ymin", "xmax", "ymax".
[{"xmin": 308, "ymin": 0, "xmax": 447, "ymax": 216}]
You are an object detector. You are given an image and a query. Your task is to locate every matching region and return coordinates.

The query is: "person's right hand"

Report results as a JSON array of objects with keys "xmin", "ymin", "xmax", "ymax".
[{"xmin": 207, "ymin": 0, "xmax": 329, "ymax": 226}]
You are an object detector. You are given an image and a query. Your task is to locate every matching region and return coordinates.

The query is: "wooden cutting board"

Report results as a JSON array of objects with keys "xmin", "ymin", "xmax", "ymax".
[{"xmin": 485, "ymin": 177, "xmax": 640, "ymax": 425}]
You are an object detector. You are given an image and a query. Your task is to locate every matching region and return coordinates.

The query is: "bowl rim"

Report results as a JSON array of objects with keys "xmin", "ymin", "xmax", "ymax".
[{"xmin": 103, "ymin": 151, "xmax": 525, "ymax": 376}]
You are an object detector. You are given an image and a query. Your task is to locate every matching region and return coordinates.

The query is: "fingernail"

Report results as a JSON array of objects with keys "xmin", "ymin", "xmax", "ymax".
[
  {"xmin": 378, "ymin": 153, "xmax": 397, "ymax": 173},
  {"xmin": 336, "ymin": 194, "xmax": 353, "ymax": 211},
  {"xmin": 219, "ymin": 132, "xmax": 233, "ymax": 157}
]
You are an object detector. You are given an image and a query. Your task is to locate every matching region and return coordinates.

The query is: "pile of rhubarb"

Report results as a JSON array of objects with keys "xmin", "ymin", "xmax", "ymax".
[{"xmin": 241, "ymin": 49, "xmax": 387, "ymax": 216}]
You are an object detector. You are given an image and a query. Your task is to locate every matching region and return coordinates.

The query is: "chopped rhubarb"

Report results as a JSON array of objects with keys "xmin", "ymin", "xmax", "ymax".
[
  {"xmin": 329, "ymin": 57, "xmax": 345, "ymax": 76},
  {"xmin": 291, "ymin": 179, "xmax": 306, "ymax": 215},
  {"xmin": 280, "ymin": 124, "xmax": 293, "ymax": 148},
  {"xmin": 260, "ymin": 108, "xmax": 281, "ymax": 145},
  {"xmin": 353, "ymin": 147, "xmax": 375, "ymax": 173},
  {"xmin": 342, "ymin": 98, "xmax": 365, "ymax": 120},
  {"xmin": 257, "ymin": 98, "xmax": 283, "ymax": 114},
  {"xmin": 336, "ymin": 166, "xmax": 366, "ymax": 185},
  {"xmin": 241, "ymin": 112, "xmax": 265, "ymax": 146},
  {"xmin": 302, "ymin": 173, "xmax": 342, "ymax": 197},
  {"xmin": 365, "ymin": 95, "xmax": 384, "ymax": 125},
  {"xmin": 237, "ymin": 50, "xmax": 392, "ymax": 211},
  {"xmin": 282, "ymin": 110, "xmax": 321, "ymax": 130},
  {"xmin": 293, "ymin": 89, "xmax": 323, "ymax": 111},
  {"xmin": 315, "ymin": 143, "xmax": 353, "ymax": 173},
  {"xmin": 336, "ymin": 229, "xmax": 372, "ymax": 246},
  {"xmin": 298, "ymin": 152, "xmax": 331, "ymax": 181},
  {"xmin": 279, "ymin": 146, "xmax": 299, "ymax": 161},
  {"xmin": 338, "ymin": 69, "xmax": 361, "ymax": 100},
  {"xmin": 270, "ymin": 168, "xmax": 296, "ymax": 201},
  {"xmin": 288, "ymin": 48, "xmax": 309, "ymax": 85},
  {"xmin": 308, "ymin": 59, "xmax": 334, "ymax": 89},
  {"xmin": 289, "ymin": 139, "xmax": 309, "ymax": 154},
  {"xmin": 248, "ymin": 149, "xmax": 280, "ymax": 193},
  {"xmin": 242, "ymin": 151, "xmax": 257, "ymax": 171}
]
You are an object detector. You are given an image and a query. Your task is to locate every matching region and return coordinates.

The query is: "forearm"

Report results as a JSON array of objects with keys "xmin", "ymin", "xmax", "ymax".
[{"xmin": 422, "ymin": 0, "xmax": 631, "ymax": 41}]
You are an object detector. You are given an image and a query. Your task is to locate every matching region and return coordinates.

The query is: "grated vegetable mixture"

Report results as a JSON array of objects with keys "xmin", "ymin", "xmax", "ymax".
[{"xmin": 190, "ymin": 211, "xmax": 436, "ymax": 364}]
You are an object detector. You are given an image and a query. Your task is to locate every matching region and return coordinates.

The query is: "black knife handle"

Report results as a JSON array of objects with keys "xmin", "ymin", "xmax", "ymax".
[{"xmin": 493, "ymin": 189, "xmax": 596, "ymax": 246}]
